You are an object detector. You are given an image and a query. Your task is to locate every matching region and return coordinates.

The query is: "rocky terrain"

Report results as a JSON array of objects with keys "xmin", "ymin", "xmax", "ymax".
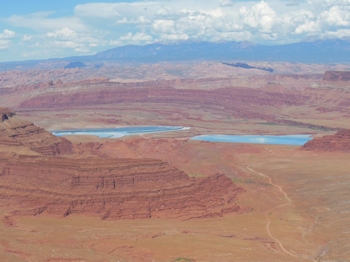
[
  {"xmin": 0, "ymin": 61, "xmax": 348, "ymax": 90},
  {"xmin": 323, "ymin": 71, "xmax": 350, "ymax": 81},
  {"xmin": 1, "ymin": 67, "xmax": 349, "ymax": 140},
  {"xmin": 0, "ymin": 108, "xmax": 72, "ymax": 156},
  {"xmin": 303, "ymin": 129, "xmax": 350, "ymax": 152},
  {"xmin": 0, "ymin": 108, "xmax": 245, "ymax": 220},
  {"xmin": 1, "ymin": 65, "xmax": 350, "ymax": 261},
  {"xmin": 18, "ymin": 85, "xmax": 310, "ymax": 122},
  {"xmin": 0, "ymin": 156, "xmax": 245, "ymax": 220}
]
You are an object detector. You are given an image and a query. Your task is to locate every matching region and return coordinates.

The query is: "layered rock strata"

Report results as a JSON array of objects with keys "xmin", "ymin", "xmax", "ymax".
[
  {"xmin": 0, "ymin": 108, "xmax": 72, "ymax": 156},
  {"xmin": 323, "ymin": 71, "xmax": 350, "ymax": 81},
  {"xmin": 19, "ymin": 85, "xmax": 310, "ymax": 122},
  {"xmin": 0, "ymin": 156, "xmax": 245, "ymax": 220},
  {"xmin": 0, "ymin": 109, "xmax": 246, "ymax": 220},
  {"xmin": 303, "ymin": 129, "xmax": 350, "ymax": 152}
]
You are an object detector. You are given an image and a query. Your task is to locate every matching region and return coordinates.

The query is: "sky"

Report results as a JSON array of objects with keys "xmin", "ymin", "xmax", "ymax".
[{"xmin": 0, "ymin": 0, "xmax": 349, "ymax": 62}]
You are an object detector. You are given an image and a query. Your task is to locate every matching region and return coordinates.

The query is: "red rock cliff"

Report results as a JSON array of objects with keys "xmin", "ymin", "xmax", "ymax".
[
  {"xmin": 0, "ymin": 110, "xmax": 246, "ymax": 220},
  {"xmin": 303, "ymin": 129, "xmax": 350, "ymax": 152},
  {"xmin": 0, "ymin": 108, "xmax": 72, "ymax": 156},
  {"xmin": 323, "ymin": 71, "xmax": 350, "ymax": 81},
  {"xmin": 0, "ymin": 156, "xmax": 245, "ymax": 220}
]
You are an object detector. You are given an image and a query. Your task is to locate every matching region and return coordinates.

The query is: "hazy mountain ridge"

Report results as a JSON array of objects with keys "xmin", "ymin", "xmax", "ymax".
[
  {"xmin": 0, "ymin": 39, "xmax": 349, "ymax": 71},
  {"xmin": 91, "ymin": 39, "xmax": 350, "ymax": 63}
]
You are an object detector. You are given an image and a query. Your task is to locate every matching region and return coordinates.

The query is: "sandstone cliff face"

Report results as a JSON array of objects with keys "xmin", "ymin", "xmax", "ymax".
[
  {"xmin": 0, "ymin": 109, "xmax": 246, "ymax": 220},
  {"xmin": 323, "ymin": 71, "xmax": 350, "ymax": 81},
  {"xmin": 303, "ymin": 130, "xmax": 350, "ymax": 152},
  {"xmin": 20, "ymin": 86, "xmax": 309, "ymax": 109},
  {"xmin": 0, "ymin": 108, "xmax": 14, "ymax": 121},
  {"xmin": 0, "ymin": 108, "xmax": 72, "ymax": 156},
  {"xmin": 19, "ymin": 85, "xmax": 310, "ymax": 122},
  {"xmin": 0, "ymin": 156, "xmax": 245, "ymax": 220}
]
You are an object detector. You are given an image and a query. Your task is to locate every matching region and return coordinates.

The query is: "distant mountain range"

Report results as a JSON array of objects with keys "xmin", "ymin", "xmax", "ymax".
[{"xmin": 1, "ymin": 39, "xmax": 349, "ymax": 71}]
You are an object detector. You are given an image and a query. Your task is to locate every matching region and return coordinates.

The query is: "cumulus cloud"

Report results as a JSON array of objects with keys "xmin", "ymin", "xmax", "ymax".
[
  {"xmin": 0, "ymin": 29, "xmax": 15, "ymax": 39},
  {"xmin": 318, "ymin": 6, "xmax": 350, "ymax": 27},
  {"xmin": 45, "ymin": 27, "xmax": 104, "ymax": 53},
  {"xmin": 47, "ymin": 27, "xmax": 77, "ymax": 40},
  {"xmin": 0, "ymin": 29, "xmax": 15, "ymax": 49},
  {"xmin": 101, "ymin": 0, "xmax": 350, "ymax": 45},
  {"xmin": 2, "ymin": 0, "xmax": 350, "ymax": 60},
  {"xmin": 323, "ymin": 28, "xmax": 350, "ymax": 38},
  {"xmin": 240, "ymin": 2, "xmax": 277, "ymax": 32}
]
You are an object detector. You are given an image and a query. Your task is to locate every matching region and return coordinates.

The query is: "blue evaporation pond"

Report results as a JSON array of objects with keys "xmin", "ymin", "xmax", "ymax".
[
  {"xmin": 52, "ymin": 126, "xmax": 189, "ymax": 138},
  {"xmin": 191, "ymin": 134, "xmax": 312, "ymax": 146}
]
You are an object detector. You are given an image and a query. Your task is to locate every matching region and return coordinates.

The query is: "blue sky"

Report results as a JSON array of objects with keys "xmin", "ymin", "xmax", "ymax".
[{"xmin": 0, "ymin": 0, "xmax": 349, "ymax": 62}]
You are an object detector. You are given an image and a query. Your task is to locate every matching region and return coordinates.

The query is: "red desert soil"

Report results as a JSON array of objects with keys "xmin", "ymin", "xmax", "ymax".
[{"xmin": 1, "ymin": 67, "xmax": 350, "ymax": 261}]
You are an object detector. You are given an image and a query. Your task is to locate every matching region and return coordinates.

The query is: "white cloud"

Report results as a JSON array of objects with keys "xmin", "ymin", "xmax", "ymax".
[
  {"xmin": 120, "ymin": 32, "xmax": 153, "ymax": 42},
  {"xmin": 111, "ymin": 32, "xmax": 153, "ymax": 46},
  {"xmin": 0, "ymin": 40, "xmax": 11, "ymax": 50},
  {"xmin": 47, "ymin": 27, "xmax": 77, "ymax": 40},
  {"xmin": 98, "ymin": 0, "xmax": 350, "ymax": 45},
  {"xmin": 307, "ymin": 0, "xmax": 350, "ymax": 7},
  {"xmin": 45, "ymin": 27, "xmax": 104, "ymax": 53},
  {"xmin": 74, "ymin": 2, "xmax": 161, "ymax": 19},
  {"xmin": 159, "ymin": 33, "xmax": 189, "ymax": 41},
  {"xmin": 21, "ymin": 35, "xmax": 32, "ymax": 41},
  {"xmin": 0, "ymin": 29, "xmax": 15, "ymax": 39},
  {"xmin": 220, "ymin": 0, "xmax": 235, "ymax": 7},
  {"xmin": 295, "ymin": 20, "xmax": 319, "ymax": 34},
  {"xmin": 75, "ymin": 3, "xmax": 121, "ymax": 18},
  {"xmin": 240, "ymin": 2, "xmax": 277, "ymax": 32},
  {"xmin": 318, "ymin": 6, "xmax": 350, "ymax": 27},
  {"xmin": 152, "ymin": 20, "xmax": 176, "ymax": 34},
  {"xmin": 116, "ymin": 16, "xmax": 151, "ymax": 25},
  {"xmin": 323, "ymin": 28, "xmax": 350, "ymax": 38},
  {"xmin": 0, "ymin": 29, "xmax": 15, "ymax": 49},
  {"xmin": 7, "ymin": 12, "xmax": 86, "ymax": 31},
  {"xmin": 1, "ymin": 0, "xmax": 350, "ymax": 61}
]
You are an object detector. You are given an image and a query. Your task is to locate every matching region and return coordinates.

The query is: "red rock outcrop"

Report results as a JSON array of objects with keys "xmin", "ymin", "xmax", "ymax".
[
  {"xmin": 0, "ymin": 108, "xmax": 72, "ymax": 156},
  {"xmin": 323, "ymin": 71, "xmax": 350, "ymax": 81},
  {"xmin": 20, "ymin": 85, "xmax": 309, "ymax": 109},
  {"xmin": 0, "ymin": 108, "xmax": 14, "ymax": 121},
  {"xmin": 303, "ymin": 129, "xmax": 350, "ymax": 152},
  {"xmin": 19, "ymin": 84, "xmax": 310, "ymax": 121},
  {"xmin": 0, "ymin": 110, "xmax": 246, "ymax": 220},
  {"xmin": 0, "ymin": 155, "xmax": 245, "ymax": 220}
]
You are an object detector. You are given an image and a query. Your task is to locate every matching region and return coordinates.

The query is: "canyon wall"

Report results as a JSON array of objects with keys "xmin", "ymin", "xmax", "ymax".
[
  {"xmin": 303, "ymin": 129, "xmax": 350, "ymax": 152},
  {"xmin": 0, "ymin": 156, "xmax": 245, "ymax": 220},
  {"xmin": 0, "ymin": 108, "xmax": 72, "ymax": 156},
  {"xmin": 0, "ymin": 109, "xmax": 246, "ymax": 220},
  {"xmin": 323, "ymin": 71, "xmax": 350, "ymax": 81}
]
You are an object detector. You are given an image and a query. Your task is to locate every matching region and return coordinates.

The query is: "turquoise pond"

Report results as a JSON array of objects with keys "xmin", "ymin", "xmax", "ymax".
[
  {"xmin": 190, "ymin": 134, "xmax": 312, "ymax": 146},
  {"xmin": 52, "ymin": 126, "xmax": 190, "ymax": 138},
  {"xmin": 52, "ymin": 127, "xmax": 312, "ymax": 146}
]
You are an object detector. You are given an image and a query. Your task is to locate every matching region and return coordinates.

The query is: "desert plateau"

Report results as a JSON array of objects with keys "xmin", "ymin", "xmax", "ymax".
[
  {"xmin": 0, "ymin": 60, "xmax": 349, "ymax": 262},
  {"xmin": 1, "ymin": 1, "xmax": 350, "ymax": 260}
]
